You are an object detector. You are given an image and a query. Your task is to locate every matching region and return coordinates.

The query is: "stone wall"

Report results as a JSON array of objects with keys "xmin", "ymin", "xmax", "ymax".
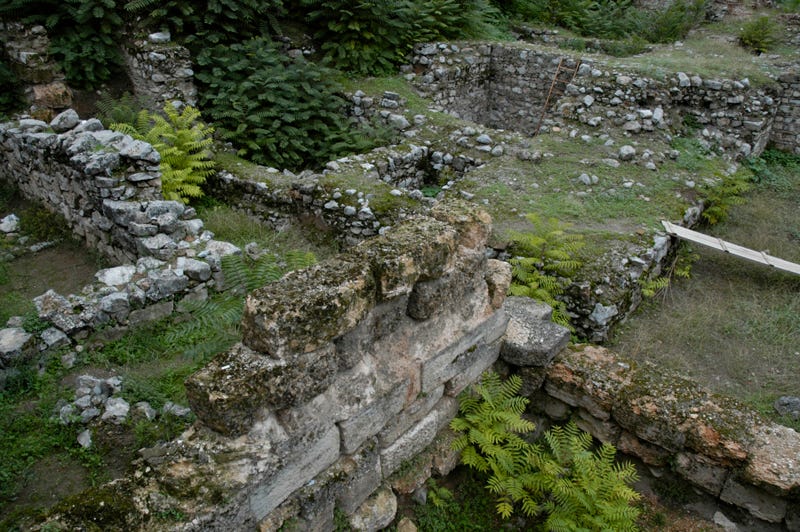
[
  {"xmin": 41, "ymin": 202, "xmax": 517, "ymax": 530},
  {"xmin": 772, "ymin": 70, "xmax": 800, "ymax": 154},
  {"xmin": 122, "ymin": 31, "xmax": 198, "ymax": 111},
  {"xmin": 0, "ymin": 22, "xmax": 73, "ymax": 118},
  {"xmin": 409, "ymin": 42, "xmax": 795, "ymax": 159},
  {"xmin": 499, "ymin": 318, "xmax": 800, "ymax": 529},
  {"xmin": 40, "ymin": 208, "xmax": 800, "ymax": 531},
  {"xmin": 0, "ymin": 110, "xmax": 206, "ymax": 265}
]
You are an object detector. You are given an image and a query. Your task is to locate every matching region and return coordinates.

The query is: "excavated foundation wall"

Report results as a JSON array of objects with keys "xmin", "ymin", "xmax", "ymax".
[
  {"xmin": 41, "ymin": 206, "xmax": 800, "ymax": 532},
  {"xmin": 409, "ymin": 42, "xmax": 797, "ymax": 159}
]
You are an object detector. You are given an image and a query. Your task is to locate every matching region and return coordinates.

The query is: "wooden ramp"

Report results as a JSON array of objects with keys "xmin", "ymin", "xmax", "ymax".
[{"xmin": 661, "ymin": 221, "xmax": 800, "ymax": 276}]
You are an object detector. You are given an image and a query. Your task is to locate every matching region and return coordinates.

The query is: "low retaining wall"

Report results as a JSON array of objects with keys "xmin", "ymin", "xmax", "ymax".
[
  {"xmin": 409, "ymin": 41, "xmax": 797, "ymax": 159},
  {"xmin": 500, "ymin": 335, "xmax": 800, "ymax": 529},
  {"xmin": 40, "ymin": 208, "xmax": 799, "ymax": 531}
]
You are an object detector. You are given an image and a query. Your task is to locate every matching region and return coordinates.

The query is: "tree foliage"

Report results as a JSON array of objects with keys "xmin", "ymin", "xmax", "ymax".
[
  {"xmin": 0, "ymin": 0, "xmax": 125, "ymax": 89},
  {"xmin": 451, "ymin": 372, "xmax": 641, "ymax": 529},
  {"xmin": 194, "ymin": 38, "xmax": 352, "ymax": 169}
]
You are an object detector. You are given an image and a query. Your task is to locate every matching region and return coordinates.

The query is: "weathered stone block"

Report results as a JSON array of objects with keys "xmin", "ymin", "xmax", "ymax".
[
  {"xmin": 128, "ymin": 300, "xmax": 173, "ymax": 326},
  {"xmin": 616, "ymin": 431, "xmax": 670, "ymax": 467},
  {"xmin": 336, "ymin": 440, "xmax": 383, "ymax": 515},
  {"xmin": 429, "ymin": 196, "xmax": 491, "ymax": 250},
  {"xmin": 379, "ymin": 385, "xmax": 445, "ymax": 448},
  {"xmin": 575, "ymin": 408, "xmax": 621, "ymax": 444},
  {"xmin": 339, "ymin": 383, "xmax": 408, "ymax": 455},
  {"xmin": 186, "ymin": 343, "xmax": 338, "ymax": 435},
  {"xmin": 501, "ymin": 297, "xmax": 570, "ymax": 367},
  {"xmin": 484, "ymin": 259, "xmax": 512, "ymax": 310},
  {"xmin": 0, "ymin": 327, "xmax": 34, "ymax": 366},
  {"xmin": 674, "ymin": 452, "xmax": 729, "ymax": 496},
  {"xmin": 242, "ymin": 258, "xmax": 375, "ymax": 359},
  {"xmin": 406, "ymin": 248, "xmax": 485, "ymax": 320},
  {"xmin": 742, "ymin": 423, "xmax": 800, "ymax": 496},
  {"xmin": 353, "ymin": 217, "xmax": 457, "ymax": 300},
  {"xmin": 348, "ymin": 485, "xmax": 397, "ymax": 532},
  {"xmin": 249, "ymin": 425, "xmax": 340, "ymax": 521},
  {"xmin": 420, "ymin": 309, "xmax": 507, "ymax": 393},
  {"xmin": 445, "ymin": 338, "xmax": 503, "ymax": 397},
  {"xmin": 720, "ymin": 476, "xmax": 787, "ymax": 523},
  {"xmin": 380, "ymin": 397, "xmax": 456, "ymax": 477}
]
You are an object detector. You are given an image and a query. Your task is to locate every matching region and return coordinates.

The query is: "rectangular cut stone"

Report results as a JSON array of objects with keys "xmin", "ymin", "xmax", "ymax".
[
  {"xmin": 339, "ymin": 383, "xmax": 409, "ymax": 454},
  {"xmin": 444, "ymin": 338, "xmax": 503, "ymax": 397},
  {"xmin": 379, "ymin": 386, "xmax": 445, "ymax": 447},
  {"xmin": 575, "ymin": 409, "xmax": 621, "ymax": 444},
  {"xmin": 336, "ymin": 439, "xmax": 383, "ymax": 515},
  {"xmin": 380, "ymin": 397, "xmax": 457, "ymax": 477},
  {"xmin": 675, "ymin": 452, "xmax": 729, "ymax": 496},
  {"xmin": 249, "ymin": 425, "xmax": 340, "ymax": 521},
  {"xmin": 421, "ymin": 310, "xmax": 507, "ymax": 393},
  {"xmin": 720, "ymin": 477, "xmax": 787, "ymax": 523}
]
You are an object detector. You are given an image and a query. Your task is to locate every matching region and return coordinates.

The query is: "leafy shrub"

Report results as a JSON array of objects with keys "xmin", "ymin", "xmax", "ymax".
[
  {"xmin": 739, "ymin": 15, "xmax": 780, "ymax": 54},
  {"xmin": 124, "ymin": 0, "xmax": 284, "ymax": 49},
  {"xmin": 635, "ymin": 0, "xmax": 707, "ymax": 44},
  {"xmin": 301, "ymin": 0, "xmax": 501, "ymax": 76},
  {"xmin": 507, "ymin": 214, "xmax": 584, "ymax": 329},
  {"xmin": 451, "ymin": 372, "xmax": 641, "ymax": 528},
  {"xmin": 0, "ymin": 0, "xmax": 125, "ymax": 89},
  {"xmin": 112, "ymin": 104, "xmax": 216, "ymax": 203},
  {"xmin": 195, "ymin": 38, "xmax": 352, "ymax": 169},
  {"xmin": 0, "ymin": 56, "xmax": 23, "ymax": 116}
]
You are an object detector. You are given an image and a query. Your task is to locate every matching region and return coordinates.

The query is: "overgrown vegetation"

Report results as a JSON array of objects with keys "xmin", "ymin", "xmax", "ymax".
[
  {"xmin": 0, "ymin": 0, "xmax": 125, "ymax": 88},
  {"xmin": 0, "ymin": 56, "xmax": 23, "ymax": 116},
  {"xmin": 111, "ymin": 103, "xmax": 216, "ymax": 203},
  {"xmin": 739, "ymin": 15, "xmax": 780, "ymax": 54},
  {"xmin": 507, "ymin": 214, "xmax": 584, "ymax": 329},
  {"xmin": 451, "ymin": 372, "xmax": 640, "ymax": 528}
]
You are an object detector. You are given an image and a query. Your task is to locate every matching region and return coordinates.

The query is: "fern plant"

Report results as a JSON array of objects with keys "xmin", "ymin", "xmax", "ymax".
[
  {"xmin": 538, "ymin": 423, "xmax": 641, "ymax": 531},
  {"xmin": 451, "ymin": 372, "xmax": 641, "ymax": 529},
  {"xmin": 450, "ymin": 372, "xmax": 541, "ymax": 519},
  {"xmin": 508, "ymin": 214, "xmax": 584, "ymax": 329},
  {"xmin": 112, "ymin": 104, "xmax": 216, "ymax": 203},
  {"xmin": 700, "ymin": 172, "xmax": 751, "ymax": 225}
]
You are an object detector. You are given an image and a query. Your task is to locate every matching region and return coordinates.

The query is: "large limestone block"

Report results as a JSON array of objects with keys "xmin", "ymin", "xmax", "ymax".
[
  {"xmin": 241, "ymin": 258, "xmax": 375, "ymax": 358},
  {"xmin": 353, "ymin": 217, "xmax": 457, "ymax": 300},
  {"xmin": 185, "ymin": 343, "xmax": 338, "ymax": 435},
  {"xmin": 484, "ymin": 259, "xmax": 512, "ymax": 310},
  {"xmin": 348, "ymin": 486, "xmax": 397, "ymax": 532},
  {"xmin": 430, "ymin": 199, "xmax": 492, "ymax": 250},
  {"xmin": 406, "ymin": 247, "xmax": 486, "ymax": 320},
  {"xmin": 720, "ymin": 476, "xmax": 787, "ymax": 523},
  {"xmin": 674, "ymin": 452, "xmax": 730, "ymax": 496},
  {"xmin": 500, "ymin": 296, "xmax": 570, "ymax": 367},
  {"xmin": 249, "ymin": 425, "xmax": 340, "ymax": 522},
  {"xmin": 742, "ymin": 423, "xmax": 800, "ymax": 495}
]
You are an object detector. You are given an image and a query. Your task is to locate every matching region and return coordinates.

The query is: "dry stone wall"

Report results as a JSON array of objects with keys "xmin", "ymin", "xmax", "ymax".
[
  {"xmin": 39, "ymin": 207, "xmax": 800, "ymax": 531},
  {"xmin": 501, "ymin": 302, "xmax": 800, "ymax": 531},
  {"xmin": 122, "ymin": 31, "xmax": 198, "ymax": 111},
  {"xmin": 409, "ymin": 42, "xmax": 797, "ymax": 159},
  {"xmin": 773, "ymin": 70, "xmax": 800, "ymax": 154}
]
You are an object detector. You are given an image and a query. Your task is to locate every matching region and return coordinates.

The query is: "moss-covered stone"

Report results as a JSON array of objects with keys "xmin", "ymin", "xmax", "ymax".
[
  {"xmin": 241, "ymin": 258, "xmax": 376, "ymax": 358},
  {"xmin": 186, "ymin": 342, "xmax": 339, "ymax": 435},
  {"xmin": 430, "ymin": 199, "xmax": 492, "ymax": 250},
  {"xmin": 354, "ymin": 216, "xmax": 457, "ymax": 300},
  {"xmin": 49, "ymin": 480, "xmax": 141, "ymax": 531}
]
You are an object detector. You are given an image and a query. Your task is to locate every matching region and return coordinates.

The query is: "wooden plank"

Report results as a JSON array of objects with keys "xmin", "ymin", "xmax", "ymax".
[{"xmin": 661, "ymin": 221, "xmax": 800, "ymax": 276}]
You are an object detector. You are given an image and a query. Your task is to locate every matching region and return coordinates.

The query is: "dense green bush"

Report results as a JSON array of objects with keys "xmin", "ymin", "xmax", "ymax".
[
  {"xmin": 0, "ymin": 0, "xmax": 124, "ymax": 89},
  {"xmin": 451, "ymin": 372, "xmax": 641, "ymax": 528},
  {"xmin": 195, "ymin": 38, "xmax": 353, "ymax": 169},
  {"xmin": 300, "ymin": 0, "xmax": 502, "ymax": 75},
  {"xmin": 739, "ymin": 15, "xmax": 780, "ymax": 54},
  {"xmin": 124, "ymin": 0, "xmax": 284, "ymax": 48},
  {"xmin": 636, "ymin": 0, "xmax": 707, "ymax": 44},
  {"xmin": 0, "ymin": 57, "xmax": 23, "ymax": 116}
]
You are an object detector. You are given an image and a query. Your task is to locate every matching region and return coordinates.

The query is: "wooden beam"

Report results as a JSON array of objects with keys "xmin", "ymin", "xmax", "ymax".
[{"xmin": 661, "ymin": 221, "xmax": 800, "ymax": 276}]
